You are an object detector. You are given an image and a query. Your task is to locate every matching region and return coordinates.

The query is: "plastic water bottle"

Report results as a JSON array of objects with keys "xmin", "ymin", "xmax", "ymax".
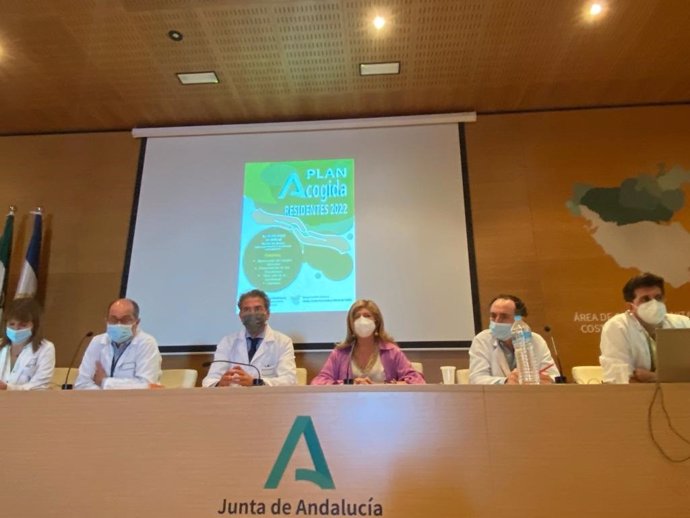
[{"xmin": 511, "ymin": 315, "xmax": 539, "ymax": 384}]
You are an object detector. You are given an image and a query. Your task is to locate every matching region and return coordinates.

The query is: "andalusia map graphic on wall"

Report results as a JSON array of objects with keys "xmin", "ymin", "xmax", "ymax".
[
  {"xmin": 567, "ymin": 164, "xmax": 690, "ymax": 287},
  {"xmin": 236, "ymin": 159, "xmax": 355, "ymax": 313}
]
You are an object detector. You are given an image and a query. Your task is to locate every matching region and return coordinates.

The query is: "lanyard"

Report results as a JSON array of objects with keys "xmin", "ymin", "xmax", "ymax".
[
  {"xmin": 110, "ymin": 340, "xmax": 132, "ymax": 376},
  {"xmin": 645, "ymin": 333, "xmax": 657, "ymax": 372},
  {"xmin": 629, "ymin": 311, "xmax": 662, "ymax": 372}
]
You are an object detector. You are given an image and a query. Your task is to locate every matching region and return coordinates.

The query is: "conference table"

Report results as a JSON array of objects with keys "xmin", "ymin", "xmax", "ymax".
[{"xmin": 5, "ymin": 384, "xmax": 690, "ymax": 517}]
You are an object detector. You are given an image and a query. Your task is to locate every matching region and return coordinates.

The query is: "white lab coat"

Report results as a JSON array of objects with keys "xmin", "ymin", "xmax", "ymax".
[
  {"xmin": 202, "ymin": 324, "xmax": 296, "ymax": 387},
  {"xmin": 599, "ymin": 311, "xmax": 690, "ymax": 381},
  {"xmin": 0, "ymin": 339, "xmax": 55, "ymax": 390},
  {"xmin": 469, "ymin": 329, "xmax": 560, "ymax": 384},
  {"xmin": 75, "ymin": 330, "xmax": 161, "ymax": 390}
]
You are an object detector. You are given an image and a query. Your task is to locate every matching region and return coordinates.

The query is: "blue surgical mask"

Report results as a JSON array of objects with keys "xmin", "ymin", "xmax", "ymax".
[
  {"xmin": 489, "ymin": 321, "xmax": 513, "ymax": 341},
  {"xmin": 107, "ymin": 324, "xmax": 134, "ymax": 344},
  {"xmin": 6, "ymin": 326, "xmax": 33, "ymax": 345}
]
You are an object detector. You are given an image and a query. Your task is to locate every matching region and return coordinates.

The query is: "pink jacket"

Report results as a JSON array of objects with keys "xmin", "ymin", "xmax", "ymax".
[{"xmin": 311, "ymin": 341, "xmax": 425, "ymax": 385}]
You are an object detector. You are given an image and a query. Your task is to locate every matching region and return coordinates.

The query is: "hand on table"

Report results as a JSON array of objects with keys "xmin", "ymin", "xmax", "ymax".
[{"xmin": 218, "ymin": 366, "xmax": 254, "ymax": 387}]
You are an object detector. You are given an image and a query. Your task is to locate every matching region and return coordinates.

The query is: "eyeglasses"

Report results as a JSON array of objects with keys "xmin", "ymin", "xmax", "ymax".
[{"xmin": 107, "ymin": 316, "xmax": 137, "ymax": 325}]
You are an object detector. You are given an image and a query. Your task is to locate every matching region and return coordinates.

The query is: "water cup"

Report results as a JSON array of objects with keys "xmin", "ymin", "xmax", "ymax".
[{"xmin": 440, "ymin": 366, "xmax": 456, "ymax": 385}]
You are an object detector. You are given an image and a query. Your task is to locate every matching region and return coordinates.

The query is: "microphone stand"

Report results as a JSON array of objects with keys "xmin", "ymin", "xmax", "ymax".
[
  {"xmin": 544, "ymin": 326, "xmax": 567, "ymax": 384},
  {"xmin": 62, "ymin": 331, "xmax": 94, "ymax": 390},
  {"xmin": 343, "ymin": 343, "xmax": 355, "ymax": 384}
]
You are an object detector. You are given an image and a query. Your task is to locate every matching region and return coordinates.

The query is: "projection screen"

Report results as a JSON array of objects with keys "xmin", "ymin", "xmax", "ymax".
[{"xmin": 126, "ymin": 115, "xmax": 479, "ymax": 352}]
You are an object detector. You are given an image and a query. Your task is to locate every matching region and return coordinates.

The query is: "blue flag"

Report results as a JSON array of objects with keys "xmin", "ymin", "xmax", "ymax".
[{"xmin": 15, "ymin": 210, "xmax": 42, "ymax": 299}]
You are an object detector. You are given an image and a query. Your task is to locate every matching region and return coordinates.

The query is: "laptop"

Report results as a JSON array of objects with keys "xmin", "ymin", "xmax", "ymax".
[{"xmin": 655, "ymin": 328, "xmax": 690, "ymax": 382}]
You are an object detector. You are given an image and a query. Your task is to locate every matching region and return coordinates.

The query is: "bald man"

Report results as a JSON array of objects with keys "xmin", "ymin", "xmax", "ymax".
[{"xmin": 75, "ymin": 298, "xmax": 162, "ymax": 390}]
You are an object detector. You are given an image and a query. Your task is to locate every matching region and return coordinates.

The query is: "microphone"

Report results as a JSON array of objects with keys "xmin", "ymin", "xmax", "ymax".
[
  {"xmin": 343, "ymin": 344, "xmax": 354, "ymax": 385},
  {"xmin": 62, "ymin": 331, "xmax": 94, "ymax": 390},
  {"xmin": 543, "ymin": 326, "xmax": 567, "ymax": 384},
  {"xmin": 202, "ymin": 359, "xmax": 264, "ymax": 386}
]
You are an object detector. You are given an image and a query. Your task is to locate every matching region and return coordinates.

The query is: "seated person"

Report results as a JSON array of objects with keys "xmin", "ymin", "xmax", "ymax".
[
  {"xmin": 75, "ymin": 298, "xmax": 161, "ymax": 389},
  {"xmin": 599, "ymin": 272, "xmax": 690, "ymax": 383},
  {"xmin": 469, "ymin": 294, "xmax": 559, "ymax": 384},
  {"xmin": 202, "ymin": 289, "xmax": 296, "ymax": 387},
  {"xmin": 0, "ymin": 297, "xmax": 55, "ymax": 390},
  {"xmin": 311, "ymin": 299, "xmax": 425, "ymax": 385}
]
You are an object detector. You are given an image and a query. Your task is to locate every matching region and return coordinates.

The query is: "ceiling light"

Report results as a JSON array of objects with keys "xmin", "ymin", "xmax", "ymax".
[
  {"xmin": 373, "ymin": 16, "xmax": 386, "ymax": 30},
  {"xmin": 589, "ymin": 3, "xmax": 603, "ymax": 16},
  {"xmin": 359, "ymin": 62, "xmax": 400, "ymax": 76},
  {"xmin": 168, "ymin": 30, "xmax": 184, "ymax": 42},
  {"xmin": 176, "ymin": 71, "xmax": 219, "ymax": 85}
]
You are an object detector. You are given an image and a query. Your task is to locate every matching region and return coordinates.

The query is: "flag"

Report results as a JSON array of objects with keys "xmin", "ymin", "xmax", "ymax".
[
  {"xmin": 15, "ymin": 209, "xmax": 43, "ymax": 299},
  {"xmin": 0, "ymin": 208, "xmax": 16, "ymax": 321}
]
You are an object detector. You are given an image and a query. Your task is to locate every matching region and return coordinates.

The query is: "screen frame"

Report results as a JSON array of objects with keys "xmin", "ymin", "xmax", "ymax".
[{"xmin": 122, "ymin": 117, "xmax": 481, "ymax": 353}]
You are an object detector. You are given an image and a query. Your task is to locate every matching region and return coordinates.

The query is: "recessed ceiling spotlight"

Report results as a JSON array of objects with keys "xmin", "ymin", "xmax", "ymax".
[
  {"xmin": 582, "ymin": 2, "xmax": 606, "ymax": 22},
  {"xmin": 168, "ymin": 30, "xmax": 184, "ymax": 42},
  {"xmin": 589, "ymin": 3, "xmax": 603, "ymax": 16},
  {"xmin": 373, "ymin": 16, "xmax": 386, "ymax": 30},
  {"xmin": 176, "ymin": 71, "xmax": 219, "ymax": 85}
]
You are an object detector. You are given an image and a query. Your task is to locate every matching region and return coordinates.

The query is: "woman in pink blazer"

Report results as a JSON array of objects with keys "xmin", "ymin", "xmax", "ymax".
[{"xmin": 311, "ymin": 299, "xmax": 425, "ymax": 385}]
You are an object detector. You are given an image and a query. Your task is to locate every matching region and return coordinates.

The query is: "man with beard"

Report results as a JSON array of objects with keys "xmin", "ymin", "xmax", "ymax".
[
  {"xmin": 600, "ymin": 272, "xmax": 690, "ymax": 383},
  {"xmin": 469, "ymin": 294, "xmax": 559, "ymax": 384},
  {"xmin": 202, "ymin": 289, "xmax": 296, "ymax": 387}
]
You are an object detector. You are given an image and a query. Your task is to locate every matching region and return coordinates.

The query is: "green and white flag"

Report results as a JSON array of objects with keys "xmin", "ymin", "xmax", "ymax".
[{"xmin": 0, "ymin": 208, "xmax": 16, "ymax": 322}]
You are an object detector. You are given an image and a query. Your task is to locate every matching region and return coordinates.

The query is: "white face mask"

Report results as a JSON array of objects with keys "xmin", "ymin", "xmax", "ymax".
[
  {"xmin": 353, "ymin": 316, "xmax": 376, "ymax": 338},
  {"xmin": 635, "ymin": 299, "xmax": 667, "ymax": 325},
  {"xmin": 489, "ymin": 321, "xmax": 513, "ymax": 341}
]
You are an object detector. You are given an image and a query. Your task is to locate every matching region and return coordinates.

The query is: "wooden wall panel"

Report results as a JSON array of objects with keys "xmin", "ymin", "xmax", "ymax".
[{"xmin": 0, "ymin": 132, "xmax": 140, "ymax": 366}]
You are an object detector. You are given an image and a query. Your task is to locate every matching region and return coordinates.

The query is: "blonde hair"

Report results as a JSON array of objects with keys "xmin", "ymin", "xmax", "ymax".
[{"xmin": 336, "ymin": 299, "xmax": 395, "ymax": 349}]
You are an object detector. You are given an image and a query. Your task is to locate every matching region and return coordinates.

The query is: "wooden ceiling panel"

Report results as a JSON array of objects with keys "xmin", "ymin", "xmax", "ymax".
[{"xmin": 0, "ymin": 0, "xmax": 689, "ymax": 134}]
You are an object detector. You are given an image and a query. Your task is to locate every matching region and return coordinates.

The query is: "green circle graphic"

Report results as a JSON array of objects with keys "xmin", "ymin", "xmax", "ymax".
[{"xmin": 243, "ymin": 228, "xmax": 303, "ymax": 292}]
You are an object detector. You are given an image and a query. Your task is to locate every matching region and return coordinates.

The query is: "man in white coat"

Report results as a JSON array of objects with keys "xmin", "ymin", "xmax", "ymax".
[
  {"xmin": 75, "ymin": 298, "xmax": 161, "ymax": 390},
  {"xmin": 469, "ymin": 294, "xmax": 560, "ymax": 384},
  {"xmin": 202, "ymin": 289, "xmax": 296, "ymax": 387},
  {"xmin": 599, "ymin": 272, "xmax": 690, "ymax": 383}
]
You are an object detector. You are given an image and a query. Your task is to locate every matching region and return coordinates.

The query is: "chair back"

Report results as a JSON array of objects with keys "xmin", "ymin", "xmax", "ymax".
[
  {"xmin": 296, "ymin": 367, "xmax": 308, "ymax": 385},
  {"xmin": 456, "ymin": 368, "xmax": 470, "ymax": 384},
  {"xmin": 571, "ymin": 366, "xmax": 603, "ymax": 384},
  {"xmin": 160, "ymin": 369, "xmax": 198, "ymax": 388},
  {"xmin": 410, "ymin": 362, "xmax": 424, "ymax": 374}
]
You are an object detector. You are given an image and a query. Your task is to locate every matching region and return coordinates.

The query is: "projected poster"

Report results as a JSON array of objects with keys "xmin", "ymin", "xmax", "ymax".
[{"xmin": 237, "ymin": 159, "xmax": 355, "ymax": 313}]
